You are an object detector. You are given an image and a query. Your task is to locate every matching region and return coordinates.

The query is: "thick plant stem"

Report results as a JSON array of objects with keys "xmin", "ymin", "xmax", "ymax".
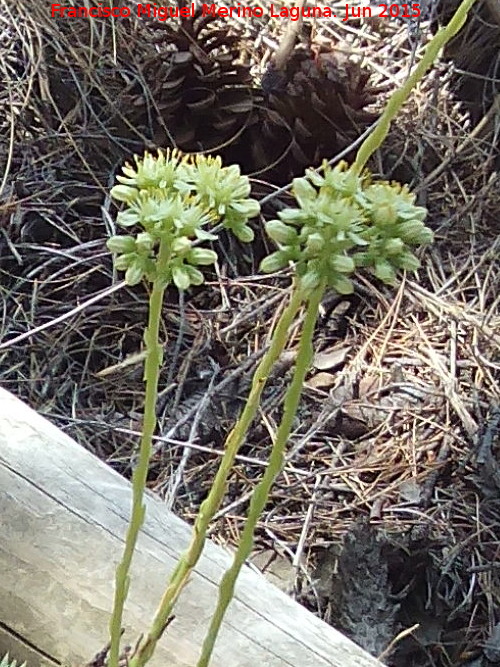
[
  {"xmin": 352, "ymin": 0, "xmax": 478, "ymax": 175},
  {"xmin": 108, "ymin": 244, "xmax": 170, "ymax": 667},
  {"xmin": 197, "ymin": 281, "xmax": 326, "ymax": 667},
  {"xmin": 128, "ymin": 286, "xmax": 306, "ymax": 667}
]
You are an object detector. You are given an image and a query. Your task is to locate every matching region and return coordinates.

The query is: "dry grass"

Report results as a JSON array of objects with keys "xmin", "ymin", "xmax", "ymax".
[{"xmin": 0, "ymin": 0, "xmax": 499, "ymax": 664}]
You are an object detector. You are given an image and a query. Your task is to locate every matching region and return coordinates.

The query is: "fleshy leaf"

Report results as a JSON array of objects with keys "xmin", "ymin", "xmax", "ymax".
[
  {"xmin": 115, "ymin": 253, "xmax": 135, "ymax": 270},
  {"xmin": 172, "ymin": 265, "xmax": 191, "ymax": 290},
  {"xmin": 125, "ymin": 261, "xmax": 145, "ymax": 286},
  {"xmin": 331, "ymin": 275, "xmax": 354, "ymax": 294},
  {"xmin": 374, "ymin": 260, "xmax": 396, "ymax": 284},
  {"xmin": 188, "ymin": 248, "xmax": 218, "ymax": 265},
  {"xmin": 396, "ymin": 252, "xmax": 421, "ymax": 271},
  {"xmin": 330, "ymin": 254, "xmax": 355, "ymax": 274},
  {"xmin": 107, "ymin": 236, "xmax": 136, "ymax": 254},
  {"xmin": 260, "ymin": 251, "xmax": 289, "ymax": 273},
  {"xmin": 117, "ymin": 210, "xmax": 140, "ymax": 227},
  {"xmin": 300, "ymin": 270, "xmax": 321, "ymax": 292},
  {"xmin": 111, "ymin": 184, "xmax": 138, "ymax": 203},
  {"xmin": 265, "ymin": 220, "xmax": 298, "ymax": 245},
  {"xmin": 233, "ymin": 225, "xmax": 254, "ymax": 243},
  {"xmin": 184, "ymin": 265, "xmax": 205, "ymax": 285}
]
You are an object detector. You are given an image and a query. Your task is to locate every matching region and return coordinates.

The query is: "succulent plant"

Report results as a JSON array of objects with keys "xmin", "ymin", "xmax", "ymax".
[
  {"xmin": 261, "ymin": 161, "xmax": 434, "ymax": 293},
  {"xmin": 107, "ymin": 149, "xmax": 260, "ymax": 288}
]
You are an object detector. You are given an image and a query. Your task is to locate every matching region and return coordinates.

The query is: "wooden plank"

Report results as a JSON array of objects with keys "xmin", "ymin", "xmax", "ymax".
[{"xmin": 0, "ymin": 387, "xmax": 385, "ymax": 667}]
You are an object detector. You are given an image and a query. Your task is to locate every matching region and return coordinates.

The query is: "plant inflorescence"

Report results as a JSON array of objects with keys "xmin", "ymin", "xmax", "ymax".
[
  {"xmin": 107, "ymin": 149, "xmax": 259, "ymax": 288},
  {"xmin": 106, "ymin": 149, "xmax": 260, "ymax": 667},
  {"xmin": 261, "ymin": 161, "xmax": 433, "ymax": 291}
]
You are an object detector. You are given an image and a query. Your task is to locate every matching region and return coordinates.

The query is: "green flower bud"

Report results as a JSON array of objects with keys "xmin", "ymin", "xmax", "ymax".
[
  {"xmin": 260, "ymin": 250, "xmax": 289, "ymax": 273},
  {"xmin": 374, "ymin": 260, "xmax": 396, "ymax": 284},
  {"xmin": 111, "ymin": 184, "xmax": 139, "ymax": 203},
  {"xmin": 265, "ymin": 220, "xmax": 298, "ymax": 245},
  {"xmin": 117, "ymin": 210, "xmax": 140, "ymax": 227},
  {"xmin": 188, "ymin": 248, "xmax": 218, "ymax": 265},
  {"xmin": 125, "ymin": 260, "xmax": 145, "ymax": 286},
  {"xmin": 330, "ymin": 254, "xmax": 355, "ymax": 274},
  {"xmin": 135, "ymin": 232, "xmax": 154, "ymax": 252},
  {"xmin": 384, "ymin": 238, "xmax": 405, "ymax": 255},
  {"xmin": 395, "ymin": 252, "xmax": 421, "ymax": 271},
  {"xmin": 331, "ymin": 275, "xmax": 354, "ymax": 294},
  {"xmin": 172, "ymin": 265, "xmax": 191, "ymax": 290},
  {"xmin": 107, "ymin": 236, "xmax": 136, "ymax": 254}
]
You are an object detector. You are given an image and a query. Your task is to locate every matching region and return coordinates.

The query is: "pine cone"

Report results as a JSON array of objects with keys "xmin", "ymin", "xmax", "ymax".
[
  {"xmin": 38, "ymin": 9, "xmax": 254, "ymax": 166},
  {"xmin": 36, "ymin": 10, "xmax": 378, "ymax": 187},
  {"xmin": 225, "ymin": 46, "xmax": 379, "ymax": 185},
  {"xmin": 122, "ymin": 15, "xmax": 378, "ymax": 186},
  {"xmin": 133, "ymin": 11, "xmax": 254, "ymax": 152}
]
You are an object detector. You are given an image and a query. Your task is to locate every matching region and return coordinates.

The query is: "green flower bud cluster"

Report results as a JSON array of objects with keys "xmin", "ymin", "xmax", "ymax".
[
  {"xmin": 107, "ymin": 149, "xmax": 260, "ymax": 288},
  {"xmin": 260, "ymin": 161, "xmax": 434, "ymax": 294},
  {"xmin": 182, "ymin": 155, "xmax": 260, "ymax": 243},
  {"xmin": 352, "ymin": 182, "xmax": 433, "ymax": 284}
]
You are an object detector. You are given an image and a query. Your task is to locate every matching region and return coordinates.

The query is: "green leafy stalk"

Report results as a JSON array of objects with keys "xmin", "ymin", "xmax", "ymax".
[
  {"xmin": 108, "ymin": 240, "xmax": 170, "ymax": 667},
  {"xmin": 196, "ymin": 151, "xmax": 436, "ymax": 662},
  {"xmin": 352, "ymin": 0, "xmax": 478, "ymax": 175},
  {"xmin": 197, "ymin": 280, "xmax": 325, "ymax": 667},
  {"xmin": 128, "ymin": 286, "xmax": 306, "ymax": 667},
  {"xmin": 107, "ymin": 149, "xmax": 260, "ymax": 664}
]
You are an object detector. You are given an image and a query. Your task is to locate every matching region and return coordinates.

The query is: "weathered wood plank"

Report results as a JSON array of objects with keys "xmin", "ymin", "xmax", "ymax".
[{"xmin": 0, "ymin": 387, "xmax": 385, "ymax": 667}]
